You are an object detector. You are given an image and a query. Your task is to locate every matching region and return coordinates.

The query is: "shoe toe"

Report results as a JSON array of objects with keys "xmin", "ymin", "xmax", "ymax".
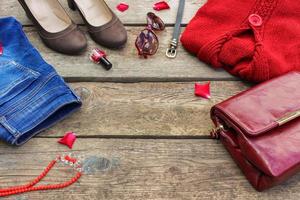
[
  {"xmin": 44, "ymin": 29, "xmax": 87, "ymax": 55},
  {"xmin": 65, "ymin": 29, "xmax": 88, "ymax": 54},
  {"xmin": 91, "ymin": 19, "xmax": 127, "ymax": 49}
]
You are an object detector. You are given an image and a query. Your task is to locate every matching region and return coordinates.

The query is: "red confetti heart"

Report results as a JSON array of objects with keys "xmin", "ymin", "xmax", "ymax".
[
  {"xmin": 153, "ymin": 1, "xmax": 170, "ymax": 11},
  {"xmin": 58, "ymin": 132, "xmax": 77, "ymax": 149},
  {"xmin": 116, "ymin": 3, "xmax": 129, "ymax": 12},
  {"xmin": 194, "ymin": 82, "xmax": 211, "ymax": 99},
  {"xmin": 0, "ymin": 42, "xmax": 3, "ymax": 55}
]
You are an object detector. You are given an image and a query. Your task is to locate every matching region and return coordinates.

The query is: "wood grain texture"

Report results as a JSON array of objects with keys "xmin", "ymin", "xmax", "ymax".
[
  {"xmin": 2, "ymin": 0, "xmax": 207, "ymax": 25},
  {"xmin": 41, "ymin": 81, "xmax": 249, "ymax": 138},
  {"xmin": 23, "ymin": 27, "xmax": 235, "ymax": 82},
  {"xmin": 0, "ymin": 138, "xmax": 299, "ymax": 200},
  {"xmin": 3, "ymin": 2, "xmax": 293, "ymax": 199}
]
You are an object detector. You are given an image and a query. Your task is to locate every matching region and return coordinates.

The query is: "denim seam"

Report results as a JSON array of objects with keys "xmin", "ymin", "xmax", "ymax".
[
  {"xmin": 10, "ymin": 61, "xmax": 40, "ymax": 77},
  {"xmin": 7, "ymin": 86, "xmax": 72, "ymax": 120},
  {"xmin": 4, "ymin": 86, "xmax": 72, "ymax": 140},
  {"xmin": 0, "ymin": 116, "xmax": 19, "ymax": 137},
  {"xmin": 19, "ymin": 92, "xmax": 76, "ymax": 135},
  {"xmin": 66, "ymin": 84, "xmax": 81, "ymax": 102},
  {"xmin": 0, "ymin": 60, "xmax": 40, "ymax": 82},
  {"xmin": 0, "ymin": 61, "xmax": 40, "ymax": 105},
  {"xmin": 0, "ymin": 61, "xmax": 40, "ymax": 90},
  {"xmin": 0, "ymin": 60, "xmax": 14, "ymax": 66},
  {"xmin": 0, "ymin": 75, "xmax": 35, "ymax": 100},
  {"xmin": 0, "ymin": 72, "xmax": 56, "ymax": 115},
  {"xmin": 0, "ymin": 72, "xmax": 57, "ymax": 116},
  {"xmin": 15, "ymin": 97, "xmax": 81, "ymax": 145}
]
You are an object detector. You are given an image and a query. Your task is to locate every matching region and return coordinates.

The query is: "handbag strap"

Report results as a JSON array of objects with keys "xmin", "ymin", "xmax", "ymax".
[{"xmin": 166, "ymin": 0, "xmax": 185, "ymax": 58}]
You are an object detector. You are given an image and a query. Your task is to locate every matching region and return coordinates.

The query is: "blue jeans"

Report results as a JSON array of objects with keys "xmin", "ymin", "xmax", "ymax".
[{"xmin": 0, "ymin": 17, "xmax": 82, "ymax": 145}]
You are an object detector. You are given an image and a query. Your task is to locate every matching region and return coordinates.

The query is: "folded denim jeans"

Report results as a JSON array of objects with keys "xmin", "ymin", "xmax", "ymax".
[{"xmin": 0, "ymin": 17, "xmax": 82, "ymax": 145}]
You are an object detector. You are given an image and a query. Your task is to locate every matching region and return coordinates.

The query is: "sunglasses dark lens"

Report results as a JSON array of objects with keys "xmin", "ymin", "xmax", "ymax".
[
  {"xmin": 147, "ymin": 12, "xmax": 165, "ymax": 31},
  {"xmin": 135, "ymin": 29, "xmax": 159, "ymax": 57}
]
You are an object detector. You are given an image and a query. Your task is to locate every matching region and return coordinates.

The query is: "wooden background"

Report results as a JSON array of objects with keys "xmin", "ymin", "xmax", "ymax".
[{"xmin": 1, "ymin": 0, "xmax": 300, "ymax": 199}]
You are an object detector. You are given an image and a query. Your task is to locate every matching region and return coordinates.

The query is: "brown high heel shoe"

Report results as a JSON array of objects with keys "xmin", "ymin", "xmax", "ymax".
[
  {"xmin": 68, "ymin": 0, "xmax": 127, "ymax": 49},
  {"xmin": 18, "ymin": 0, "xmax": 87, "ymax": 55}
]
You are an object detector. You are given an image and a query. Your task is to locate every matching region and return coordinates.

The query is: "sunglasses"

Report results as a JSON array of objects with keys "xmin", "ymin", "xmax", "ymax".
[{"xmin": 135, "ymin": 12, "xmax": 165, "ymax": 58}]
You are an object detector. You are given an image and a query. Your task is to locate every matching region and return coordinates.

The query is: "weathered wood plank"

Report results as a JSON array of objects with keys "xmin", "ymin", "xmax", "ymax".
[
  {"xmin": 24, "ymin": 27, "xmax": 235, "ymax": 82},
  {"xmin": 2, "ymin": 0, "xmax": 206, "ymax": 25},
  {"xmin": 0, "ymin": 138, "xmax": 299, "ymax": 200},
  {"xmin": 42, "ymin": 81, "xmax": 249, "ymax": 138}
]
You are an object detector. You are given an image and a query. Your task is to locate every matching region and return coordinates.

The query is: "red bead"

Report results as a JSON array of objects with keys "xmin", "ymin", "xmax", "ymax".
[{"xmin": 0, "ymin": 157, "xmax": 82, "ymax": 197}]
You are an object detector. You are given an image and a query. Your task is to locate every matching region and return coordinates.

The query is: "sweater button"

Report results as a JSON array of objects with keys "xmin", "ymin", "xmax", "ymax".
[{"xmin": 248, "ymin": 14, "xmax": 262, "ymax": 27}]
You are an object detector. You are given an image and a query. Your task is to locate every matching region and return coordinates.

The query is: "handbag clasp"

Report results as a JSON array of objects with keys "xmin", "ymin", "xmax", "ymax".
[
  {"xmin": 211, "ymin": 124, "xmax": 227, "ymax": 139},
  {"xmin": 276, "ymin": 110, "xmax": 300, "ymax": 126}
]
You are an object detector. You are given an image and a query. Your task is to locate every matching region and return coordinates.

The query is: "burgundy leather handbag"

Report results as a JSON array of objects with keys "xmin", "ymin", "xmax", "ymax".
[{"xmin": 210, "ymin": 71, "xmax": 300, "ymax": 191}]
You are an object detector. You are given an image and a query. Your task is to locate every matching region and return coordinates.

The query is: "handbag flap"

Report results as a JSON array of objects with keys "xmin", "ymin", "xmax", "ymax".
[{"xmin": 215, "ymin": 71, "xmax": 300, "ymax": 137}]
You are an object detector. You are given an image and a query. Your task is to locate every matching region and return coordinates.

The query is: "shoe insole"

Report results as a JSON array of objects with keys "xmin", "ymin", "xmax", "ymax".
[
  {"xmin": 74, "ymin": 0, "xmax": 113, "ymax": 27},
  {"xmin": 25, "ymin": 0, "xmax": 71, "ymax": 33}
]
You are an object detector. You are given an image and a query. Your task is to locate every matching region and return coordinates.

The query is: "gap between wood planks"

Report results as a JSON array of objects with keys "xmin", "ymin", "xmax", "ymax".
[
  {"xmin": 63, "ymin": 77, "xmax": 240, "ymax": 83},
  {"xmin": 36, "ymin": 134, "xmax": 212, "ymax": 139}
]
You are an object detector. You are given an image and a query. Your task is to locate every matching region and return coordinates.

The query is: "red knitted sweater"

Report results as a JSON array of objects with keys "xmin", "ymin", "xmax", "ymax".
[{"xmin": 181, "ymin": 0, "xmax": 300, "ymax": 82}]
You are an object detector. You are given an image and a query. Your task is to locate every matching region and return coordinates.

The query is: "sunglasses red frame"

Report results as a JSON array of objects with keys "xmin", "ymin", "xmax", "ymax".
[{"xmin": 135, "ymin": 12, "xmax": 165, "ymax": 58}]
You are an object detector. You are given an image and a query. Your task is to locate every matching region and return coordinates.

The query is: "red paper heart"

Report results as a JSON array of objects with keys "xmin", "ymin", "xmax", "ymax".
[
  {"xmin": 58, "ymin": 132, "xmax": 77, "ymax": 149},
  {"xmin": 194, "ymin": 82, "xmax": 211, "ymax": 99},
  {"xmin": 0, "ymin": 43, "xmax": 3, "ymax": 55},
  {"xmin": 116, "ymin": 3, "xmax": 129, "ymax": 12},
  {"xmin": 153, "ymin": 1, "xmax": 170, "ymax": 11}
]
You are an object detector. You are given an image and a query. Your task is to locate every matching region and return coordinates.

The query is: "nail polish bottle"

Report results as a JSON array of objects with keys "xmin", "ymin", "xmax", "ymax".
[{"xmin": 90, "ymin": 48, "xmax": 112, "ymax": 70}]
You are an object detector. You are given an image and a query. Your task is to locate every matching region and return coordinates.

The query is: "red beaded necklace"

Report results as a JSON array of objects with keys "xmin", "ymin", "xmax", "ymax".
[{"xmin": 0, "ymin": 155, "xmax": 83, "ymax": 197}]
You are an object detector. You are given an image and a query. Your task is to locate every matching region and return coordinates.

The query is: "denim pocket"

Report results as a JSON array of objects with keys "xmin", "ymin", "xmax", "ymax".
[{"xmin": 0, "ymin": 61, "xmax": 40, "ymax": 106}]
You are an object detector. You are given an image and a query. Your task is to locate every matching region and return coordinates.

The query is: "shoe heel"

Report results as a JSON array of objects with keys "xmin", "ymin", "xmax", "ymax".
[{"xmin": 67, "ymin": 0, "xmax": 76, "ymax": 10}]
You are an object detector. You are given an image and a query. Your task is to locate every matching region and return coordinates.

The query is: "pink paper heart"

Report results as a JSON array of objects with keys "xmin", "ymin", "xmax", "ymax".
[
  {"xmin": 116, "ymin": 3, "xmax": 129, "ymax": 12},
  {"xmin": 153, "ymin": 1, "xmax": 170, "ymax": 11},
  {"xmin": 194, "ymin": 82, "xmax": 211, "ymax": 99},
  {"xmin": 58, "ymin": 132, "xmax": 77, "ymax": 149}
]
